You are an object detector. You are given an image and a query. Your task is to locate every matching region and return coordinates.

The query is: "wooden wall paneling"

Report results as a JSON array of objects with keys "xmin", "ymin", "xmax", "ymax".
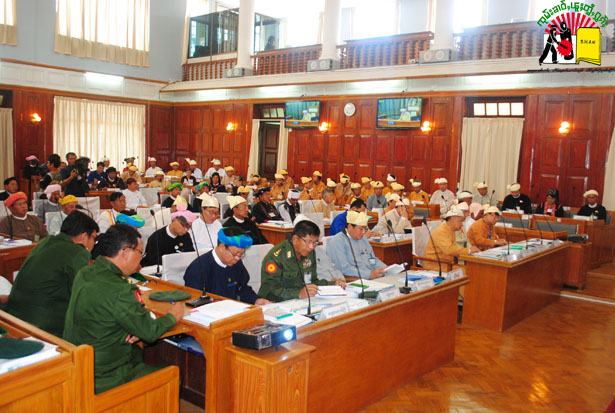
[
  {"xmin": 518, "ymin": 94, "xmax": 538, "ymax": 198},
  {"xmin": 449, "ymin": 96, "xmax": 464, "ymax": 190},
  {"xmin": 149, "ymin": 104, "xmax": 174, "ymax": 168},
  {"xmin": 593, "ymin": 93, "xmax": 615, "ymax": 201}
]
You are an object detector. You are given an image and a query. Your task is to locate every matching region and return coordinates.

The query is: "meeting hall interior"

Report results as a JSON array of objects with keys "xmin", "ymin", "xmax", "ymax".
[{"xmin": 0, "ymin": 0, "xmax": 615, "ymax": 412}]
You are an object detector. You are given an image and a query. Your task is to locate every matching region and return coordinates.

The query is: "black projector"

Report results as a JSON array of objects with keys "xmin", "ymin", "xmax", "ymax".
[
  {"xmin": 568, "ymin": 234, "xmax": 589, "ymax": 243},
  {"xmin": 232, "ymin": 323, "xmax": 296, "ymax": 350}
]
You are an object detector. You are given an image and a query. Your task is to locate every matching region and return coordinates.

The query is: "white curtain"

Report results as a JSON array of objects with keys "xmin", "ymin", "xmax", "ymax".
[
  {"xmin": 54, "ymin": 0, "xmax": 150, "ymax": 67},
  {"xmin": 0, "ymin": 108, "xmax": 14, "ymax": 185},
  {"xmin": 277, "ymin": 122, "xmax": 289, "ymax": 171},
  {"xmin": 53, "ymin": 96, "xmax": 146, "ymax": 172},
  {"xmin": 603, "ymin": 127, "xmax": 615, "ymax": 209},
  {"xmin": 247, "ymin": 120, "xmax": 260, "ymax": 178},
  {"xmin": 0, "ymin": 0, "xmax": 16, "ymax": 45},
  {"xmin": 459, "ymin": 118, "xmax": 525, "ymax": 203}
]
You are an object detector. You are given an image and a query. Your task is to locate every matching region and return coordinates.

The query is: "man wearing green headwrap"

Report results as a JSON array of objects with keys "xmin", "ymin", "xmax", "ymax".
[
  {"xmin": 161, "ymin": 182, "xmax": 183, "ymax": 208},
  {"xmin": 183, "ymin": 227, "xmax": 270, "ymax": 305}
]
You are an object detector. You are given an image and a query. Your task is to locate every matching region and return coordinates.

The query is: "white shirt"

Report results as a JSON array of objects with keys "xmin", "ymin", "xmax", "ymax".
[
  {"xmin": 48, "ymin": 211, "xmax": 68, "ymax": 236},
  {"xmin": 430, "ymin": 189, "xmax": 455, "ymax": 214},
  {"xmin": 205, "ymin": 167, "xmax": 227, "ymax": 178},
  {"xmin": 98, "ymin": 209, "xmax": 120, "ymax": 233},
  {"xmin": 192, "ymin": 168, "xmax": 203, "ymax": 180},
  {"xmin": 190, "ymin": 217, "xmax": 222, "ymax": 253},
  {"xmin": 463, "ymin": 216, "xmax": 475, "ymax": 233},
  {"xmin": 145, "ymin": 166, "xmax": 162, "ymax": 177},
  {"xmin": 212, "ymin": 247, "xmax": 227, "ymax": 268},
  {"xmin": 122, "ymin": 189, "xmax": 148, "ymax": 210}
]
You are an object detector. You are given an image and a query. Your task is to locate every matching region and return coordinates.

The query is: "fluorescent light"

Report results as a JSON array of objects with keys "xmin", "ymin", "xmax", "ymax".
[{"xmin": 85, "ymin": 72, "xmax": 124, "ymax": 84}]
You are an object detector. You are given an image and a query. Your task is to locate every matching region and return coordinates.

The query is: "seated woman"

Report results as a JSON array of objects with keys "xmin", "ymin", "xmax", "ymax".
[
  {"xmin": 535, "ymin": 188, "xmax": 564, "ymax": 217},
  {"xmin": 209, "ymin": 172, "xmax": 226, "ymax": 193}
]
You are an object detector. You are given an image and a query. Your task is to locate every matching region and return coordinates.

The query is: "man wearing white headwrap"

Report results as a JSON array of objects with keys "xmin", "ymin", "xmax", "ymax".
[
  {"xmin": 383, "ymin": 174, "xmax": 397, "ymax": 196},
  {"xmin": 35, "ymin": 184, "xmax": 62, "ymax": 222},
  {"xmin": 578, "ymin": 190, "xmax": 607, "ymax": 220},
  {"xmin": 142, "ymin": 205, "xmax": 196, "ymax": 267},
  {"xmin": 372, "ymin": 199, "xmax": 412, "ymax": 234},
  {"xmin": 429, "ymin": 178, "xmax": 455, "ymax": 215},
  {"xmin": 190, "ymin": 194, "xmax": 223, "ymax": 252},
  {"xmin": 270, "ymin": 173, "xmax": 287, "ymax": 201},
  {"xmin": 187, "ymin": 159, "xmax": 203, "ymax": 180},
  {"xmin": 205, "ymin": 159, "xmax": 226, "ymax": 179},
  {"xmin": 144, "ymin": 157, "xmax": 162, "ymax": 178},
  {"xmin": 472, "ymin": 182, "xmax": 495, "ymax": 206},
  {"xmin": 278, "ymin": 189, "xmax": 302, "ymax": 222},
  {"xmin": 223, "ymin": 196, "xmax": 268, "ymax": 245},
  {"xmin": 502, "ymin": 183, "xmax": 532, "ymax": 213}
]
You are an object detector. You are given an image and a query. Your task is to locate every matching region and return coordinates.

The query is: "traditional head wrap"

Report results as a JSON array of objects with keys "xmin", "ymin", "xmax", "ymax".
[
  {"xmin": 410, "ymin": 179, "xmax": 422, "ymax": 188},
  {"xmin": 395, "ymin": 199, "xmax": 410, "ymax": 207},
  {"xmin": 361, "ymin": 177, "xmax": 372, "ymax": 184},
  {"xmin": 169, "ymin": 182, "xmax": 183, "ymax": 191},
  {"xmin": 339, "ymin": 174, "xmax": 350, "ymax": 184},
  {"xmin": 287, "ymin": 189, "xmax": 301, "ymax": 200},
  {"xmin": 155, "ymin": 170, "xmax": 165, "ymax": 176},
  {"xmin": 224, "ymin": 166, "xmax": 235, "ymax": 172},
  {"xmin": 169, "ymin": 162, "xmax": 180, "ymax": 167},
  {"xmin": 391, "ymin": 182, "xmax": 405, "ymax": 191},
  {"xmin": 326, "ymin": 179, "xmax": 337, "ymax": 188},
  {"xmin": 125, "ymin": 178, "xmax": 137, "ymax": 185},
  {"xmin": 196, "ymin": 181, "xmax": 209, "ymax": 191},
  {"xmin": 443, "ymin": 206, "xmax": 464, "ymax": 218},
  {"xmin": 218, "ymin": 227, "xmax": 253, "ymax": 249},
  {"xmin": 172, "ymin": 195, "xmax": 188, "ymax": 207},
  {"xmin": 434, "ymin": 178, "xmax": 448, "ymax": 184},
  {"xmin": 26, "ymin": 155, "xmax": 38, "ymax": 161},
  {"xmin": 274, "ymin": 173, "xmax": 284, "ymax": 180},
  {"xmin": 371, "ymin": 181, "xmax": 384, "ymax": 188},
  {"xmin": 457, "ymin": 191, "xmax": 473, "ymax": 200},
  {"xmin": 469, "ymin": 203, "xmax": 483, "ymax": 216},
  {"xmin": 60, "ymin": 195, "xmax": 78, "ymax": 205},
  {"xmin": 237, "ymin": 185, "xmax": 251, "ymax": 194},
  {"xmin": 484, "ymin": 205, "xmax": 501, "ymax": 216},
  {"xmin": 507, "ymin": 183, "xmax": 521, "ymax": 192},
  {"xmin": 312, "ymin": 170, "xmax": 322, "ymax": 177},
  {"xmin": 148, "ymin": 157, "xmax": 156, "ymax": 162},
  {"xmin": 385, "ymin": 193, "xmax": 401, "ymax": 203},
  {"xmin": 457, "ymin": 201, "xmax": 469, "ymax": 211},
  {"xmin": 350, "ymin": 182, "xmax": 361, "ymax": 190},
  {"xmin": 44, "ymin": 184, "xmax": 62, "ymax": 199},
  {"xmin": 228, "ymin": 195, "xmax": 247, "ymax": 209},
  {"xmin": 102, "ymin": 156, "xmax": 110, "ymax": 162},
  {"xmin": 212, "ymin": 159, "xmax": 221, "ymax": 165},
  {"xmin": 171, "ymin": 205, "xmax": 197, "ymax": 223},
  {"xmin": 347, "ymin": 211, "xmax": 369, "ymax": 227},
  {"xmin": 386, "ymin": 174, "xmax": 396, "ymax": 182},
  {"xmin": 116, "ymin": 213, "xmax": 145, "ymax": 228},
  {"xmin": 277, "ymin": 169, "xmax": 288, "ymax": 175},
  {"xmin": 474, "ymin": 181, "xmax": 488, "ymax": 189},
  {"xmin": 584, "ymin": 189, "xmax": 599, "ymax": 197},
  {"xmin": 199, "ymin": 193, "xmax": 219, "ymax": 208},
  {"xmin": 189, "ymin": 160, "xmax": 197, "ymax": 165},
  {"xmin": 5, "ymin": 192, "xmax": 27, "ymax": 208},
  {"xmin": 301, "ymin": 176, "xmax": 312, "ymax": 184}
]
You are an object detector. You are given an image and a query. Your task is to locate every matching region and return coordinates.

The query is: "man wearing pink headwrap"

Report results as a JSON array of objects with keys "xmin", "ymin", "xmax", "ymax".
[
  {"xmin": 0, "ymin": 192, "xmax": 48, "ymax": 241},
  {"xmin": 35, "ymin": 184, "xmax": 63, "ymax": 223},
  {"xmin": 141, "ymin": 205, "xmax": 196, "ymax": 268},
  {"xmin": 464, "ymin": 202, "xmax": 485, "ymax": 233}
]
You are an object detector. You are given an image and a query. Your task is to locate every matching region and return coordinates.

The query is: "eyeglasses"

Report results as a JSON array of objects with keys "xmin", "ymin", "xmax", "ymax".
[
  {"xmin": 225, "ymin": 245, "xmax": 245, "ymax": 259},
  {"xmin": 299, "ymin": 237, "xmax": 318, "ymax": 247},
  {"xmin": 127, "ymin": 247, "xmax": 146, "ymax": 258}
]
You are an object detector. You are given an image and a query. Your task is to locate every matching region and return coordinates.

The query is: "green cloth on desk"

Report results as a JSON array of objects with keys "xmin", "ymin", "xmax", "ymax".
[
  {"xmin": 7, "ymin": 232, "xmax": 90, "ymax": 337},
  {"xmin": 258, "ymin": 239, "xmax": 332, "ymax": 302},
  {"xmin": 63, "ymin": 256, "xmax": 176, "ymax": 394}
]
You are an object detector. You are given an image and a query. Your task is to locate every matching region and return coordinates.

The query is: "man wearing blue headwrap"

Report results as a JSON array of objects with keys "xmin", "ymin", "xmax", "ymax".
[{"xmin": 183, "ymin": 227, "xmax": 271, "ymax": 305}]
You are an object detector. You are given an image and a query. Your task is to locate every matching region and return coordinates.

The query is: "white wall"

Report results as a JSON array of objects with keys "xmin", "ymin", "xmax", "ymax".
[
  {"xmin": 0, "ymin": 0, "xmax": 187, "ymax": 82},
  {"xmin": 399, "ymin": 0, "xmax": 430, "ymax": 33},
  {"xmin": 487, "ymin": 0, "xmax": 530, "ymax": 25}
]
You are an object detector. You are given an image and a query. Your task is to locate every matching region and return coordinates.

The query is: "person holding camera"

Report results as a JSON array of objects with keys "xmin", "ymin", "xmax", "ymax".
[{"xmin": 61, "ymin": 156, "xmax": 91, "ymax": 197}]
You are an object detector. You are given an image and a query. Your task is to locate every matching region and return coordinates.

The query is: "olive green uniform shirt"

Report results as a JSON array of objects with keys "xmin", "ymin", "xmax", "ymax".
[
  {"xmin": 258, "ymin": 239, "xmax": 332, "ymax": 302},
  {"xmin": 63, "ymin": 256, "xmax": 177, "ymax": 394},
  {"xmin": 7, "ymin": 232, "xmax": 90, "ymax": 337}
]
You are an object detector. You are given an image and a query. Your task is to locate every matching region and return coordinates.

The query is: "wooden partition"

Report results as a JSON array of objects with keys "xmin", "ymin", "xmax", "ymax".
[{"xmin": 0, "ymin": 238, "xmax": 36, "ymax": 282}]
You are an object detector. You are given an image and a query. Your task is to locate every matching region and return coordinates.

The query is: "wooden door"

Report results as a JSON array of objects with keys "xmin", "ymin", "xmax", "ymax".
[{"xmin": 259, "ymin": 122, "xmax": 280, "ymax": 180}]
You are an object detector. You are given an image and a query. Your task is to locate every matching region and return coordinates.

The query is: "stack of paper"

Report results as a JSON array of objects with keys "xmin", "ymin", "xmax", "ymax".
[
  {"xmin": 316, "ymin": 285, "xmax": 346, "ymax": 297},
  {"xmin": 0, "ymin": 338, "xmax": 59, "ymax": 375},
  {"xmin": 346, "ymin": 278, "xmax": 395, "ymax": 293},
  {"xmin": 184, "ymin": 300, "xmax": 250, "ymax": 327},
  {"xmin": 0, "ymin": 239, "xmax": 32, "ymax": 249}
]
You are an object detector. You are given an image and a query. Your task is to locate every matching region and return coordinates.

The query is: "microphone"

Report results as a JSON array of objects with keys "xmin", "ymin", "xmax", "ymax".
[
  {"xmin": 149, "ymin": 209, "xmax": 163, "ymax": 277},
  {"xmin": 422, "ymin": 217, "xmax": 442, "ymax": 278},
  {"xmin": 3, "ymin": 202, "xmax": 13, "ymax": 240},
  {"xmin": 514, "ymin": 210, "xmax": 530, "ymax": 249},
  {"xmin": 342, "ymin": 229, "xmax": 368, "ymax": 299},
  {"xmin": 500, "ymin": 215, "xmax": 511, "ymax": 255},
  {"xmin": 421, "ymin": 193, "xmax": 427, "ymax": 205},
  {"xmin": 489, "ymin": 189, "xmax": 495, "ymax": 206},
  {"xmin": 291, "ymin": 244, "xmax": 314, "ymax": 317},
  {"xmin": 533, "ymin": 193, "xmax": 545, "ymax": 244},
  {"xmin": 440, "ymin": 194, "xmax": 446, "ymax": 213},
  {"xmin": 536, "ymin": 214, "xmax": 558, "ymax": 241},
  {"xmin": 189, "ymin": 226, "xmax": 212, "ymax": 304},
  {"xmin": 387, "ymin": 219, "xmax": 411, "ymax": 294}
]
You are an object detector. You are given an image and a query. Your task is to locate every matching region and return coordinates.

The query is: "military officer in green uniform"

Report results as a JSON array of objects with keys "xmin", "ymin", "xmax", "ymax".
[
  {"xmin": 258, "ymin": 219, "xmax": 346, "ymax": 302},
  {"xmin": 7, "ymin": 211, "xmax": 99, "ymax": 337},
  {"xmin": 63, "ymin": 224, "xmax": 185, "ymax": 394}
]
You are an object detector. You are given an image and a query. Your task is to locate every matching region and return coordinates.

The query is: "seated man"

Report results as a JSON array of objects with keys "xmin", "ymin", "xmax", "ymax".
[
  {"xmin": 278, "ymin": 189, "xmax": 301, "ymax": 222},
  {"xmin": 98, "ymin": 192, "xmax": 127, "ymax": 233},
  {"xmin": 299, "ymin": 177, "xmax": 318, "ymax": 200},
  {"xmin": 0, "ymin": 176, "xmax": 19, "ymax": 201},
  {"xmin": 259, "ymin": 220, "xmax": 345, "ymax": 301},
  {"xmin": 252, "ymin": 187, "xmax": 282, "ymax": 224},
  {"xmin": 577, "ymin": 189, "xmax": 607, "ymax": 220},
  {"xmin": 335, "ymin": 174, "xmax": 352, "ymax": 206},
  {"xmin": 35, "ymin": 183, "xmax": 62, "ymax": 223},
  {"xmin": 502, "ymin": 183, "xmax": 532, "ymax": 214},
  {"xmin": 190, "ymin": 182, "xmax": 211, "ymax": 212},
  {"xmin": 0, "ymin": 192, "xmax": 48, "ymax": 241},
  {"xmin": 312, "ymin": 170, "xmax": 326, "ymax": 194},
  {"xmin": 166, "ymin": 161, "xmax": 184, "ymax": 179},
  {"xmin": 366, "ymin": 181, "xmax": 386, "ymax": 211},
  {"xmin": 162, "ymin": 182, "xmax": 183, "ymax": 209},
  {"xmin": 223, "ymin": 185, "xmax": 252, "ymax": 219},
  {"xmin": 144, "ymin": 157, "xmax": 162, "ymax": 177},
  {"xmin": 329, "ymin": 199, "xmax": 379, "ymax": 237},
  {"xmin": 122, "ymin": 178, "xmax": 148, "ymax": 210},
  {"xmin": 48, "ymin": 195, "xmax": 79, "ymax": 236},
  {"xmin": 360, "ymin": 177, "xmax": 373, "ymax": 202},
  {"xmin": 142, "ymin": 206, "xmax": 196, "ymax": 268},
  {"xmin": 467, "ymin": 206, "xmax": 508, "ymax": 251},
  {"xmin": 222, "ymin": 166, "xmax": 240, "ymax": 189},
  {"xmin": 270, "ymin": 173, "xmax": 287, "ymax": 202},
  {"xmin": 7, "ymin": 212, "xmax": 98, "ymax": 337},
  {"xmin": 326, "ymin": 211, "xmax": 387, "ymax": 280},
  {"xmin": 430, "ymin": 178, "xmax": 455, "ymax": 215},
  {"xmin": 97, "ymin": 167, "xmax": 126, "ymax": 190},
  {"xmin": 464, "ymin": 202, "xmax": 484, "ymax": 233},
  {"xmin": 88, "ymin": 162, "xmax": 106, "ymax": 187},
  {"xmin": 472, "ymin": 181, "xmax": 495, "ymax": 206},
  {"xmin": 278, "ymin": 169, "xmax": 294, "ymax": 194},
  {"xmin": 63, "ymin": 224, "xmax": 184, "ymax": 394},
  {"xmin": 373, "ymin": 199, "xmax": 413, "ymax": 234},
  {"xmin": 148, "ymin": 170, "xmax": 171, "ymax": 191},
  {"xmin": 311, "ymin": 188, "xmax": 337, "ymax": 219},
  {"xmin": 423, "ymin": 207, "xmax": 479, "ymax": 271},
  {"xmin": 347, "ymin": 183, "xmax": 363, "ymax": 205},
  {"xmin": 408, "ymin": 179, "xmax": 429, "ymax": 203},
  {"xmin": 190, "ymin": 194, "xmax": 222, "ymax": 252},
  {"xmin": 184, "ymin": 227, "xmax": 270, "ymax": 305},
  {"xmin": 223, "ymin": 196, "xmax": 268, "ymax": 245}
]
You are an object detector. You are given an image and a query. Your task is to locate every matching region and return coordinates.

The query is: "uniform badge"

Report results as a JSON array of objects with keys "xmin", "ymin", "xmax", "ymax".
[
  {"xmin": 174, "ymin": 245, "xmax": 179, "ymax": 250},
  {"xmin": 265, "ymin": 262, "xmax": 277, "ymax": 273},
  {"xmin": 134, "ymin": 290, "xmax": 143, "ymax": 304},
  {"xmin": 303, "ymin": 258, "xmax": 312, "ymax": 269},
  {"xmin": 273, "ymin": 249, "xmax": 281, "ymax": 257},
  {"xmin": 179, "ymin": 242, "xmax": 184, "ymax": 247},
  {"xmin": 287, "ymin": 251, "xmax": 291, "ymax": 259}
]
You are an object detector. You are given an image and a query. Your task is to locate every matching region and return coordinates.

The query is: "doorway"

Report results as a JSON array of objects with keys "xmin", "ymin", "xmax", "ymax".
[{"xmin": 258, "ymin": 122, "xmax": 279, "ymax": 180}]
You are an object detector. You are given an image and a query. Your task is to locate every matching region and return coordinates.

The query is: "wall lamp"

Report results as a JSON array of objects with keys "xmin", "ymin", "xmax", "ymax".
[
  {"xmin": 226, "ymin": 122, "xmax": 235, "ymax": 131},
  {"xmin": 318, "ymin": 121, "xmax": 329, "ymax": 133},
  {"xmin": 30, "ymin": 113, "xmax": 41, "ymax": 123},
  {"xmin": 420, "ymin": 121, "xmax": 431, "ymax": 133},
  {"xmin": 558, "ymin": 121, "xmax": 570, "ymax": 135}
]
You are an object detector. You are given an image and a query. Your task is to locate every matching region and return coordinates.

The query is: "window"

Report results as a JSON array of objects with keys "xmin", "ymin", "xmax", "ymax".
[
  {"xmin": 257, "ymin": 104, "xmax": 285, "ymax": 119},
  {"xmin": 453, "ymin": 0, "xmax": 484, "ymax": 33},
  {"xmin": 467, "ymin": 97, "xmax": 525, "ymax": 117},
  {"xmin": 54, "ymin": 0, "xmax": 150, "ymax": 66},
  {"xmin": 0, "ymin": 0, "xmax": 16, "ymax": 45}
]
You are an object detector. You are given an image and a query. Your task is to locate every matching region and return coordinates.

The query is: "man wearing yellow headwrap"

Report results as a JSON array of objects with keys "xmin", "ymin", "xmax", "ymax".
[
  {"xmin": 360, "ymin": 177, "xmax": 374, "ymax": 201},
  {"xmin": 278, "ymin": 169, "xmax": 294, "ymax": 193},
  {"xmin": 335, "ymin": 174, "xmax": 352, "ymax": 206},
  {"xmin": 47, "ymin": 195, "xmax": 79, "ymax": 236},
  {"xmin": 312, "ymin": 170, "xmax": 326, "ymax": 195}
]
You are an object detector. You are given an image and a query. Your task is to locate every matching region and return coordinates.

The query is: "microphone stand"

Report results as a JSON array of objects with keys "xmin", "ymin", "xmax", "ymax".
[
  {"xmin": 500, "ymin": 217, "xmax": 511, "ymax": 255},
  {"xmin": 489, "ymin": 189, "xmax": 495, "ymax": 206},
  {"xmin": 292, "ymin": 244, "xmax": 314, "ymax": 318},
  {"xmin": 534, "ymin": 194, "xmax": 544, "ymax": 244},
  {"xmin": 514, "ymin": 210, "xmax": 530, "ymax": 249},
  {"xmin": 343, "ymin": 229, "xmax": 367, "ymax": 299},
  {"xmin": 387, "ymin": 219, "xmax": 411, "ymax": 294},
  {"xmin": 149, "ymin": 209, "xmax": 163, "ymax": 277},
  {"xmin": 190, "ymin": 226, "xmax": 212, "ymax": 304},
  {"xmin": 3, "ymin": 202, "xmax": 13, "ymax": 240},
  {"xmin": 422, "ymin": 218, "xmax": 442, "ymax": 278}
]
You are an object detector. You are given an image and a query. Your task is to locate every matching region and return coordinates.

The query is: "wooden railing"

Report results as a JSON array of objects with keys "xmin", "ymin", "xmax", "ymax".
[
  {"xmin": 455, "ymin": 21, "xmax": 544, "ymax": 61},
  {"xmin": 182, "ymin": 57, "xmax": 236, "ymax": 81},
  {"xmin": 252, "ymin": 44, "xmax": 321, "ymax": 75},
  {"xmin": 339, "ymin": 32, "xmax": 433, "ymax": 69}
]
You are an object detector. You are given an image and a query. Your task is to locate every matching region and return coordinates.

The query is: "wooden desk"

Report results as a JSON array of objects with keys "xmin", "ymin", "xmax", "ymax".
[
  {"xmin": 461, "ymin": 243, "xmax": 568, "ymax": 331},
  {"xmin": 494, "ymin": 227, "xmax": 568, "ymax": 242},
  {"xmin": 369, "ymin": 238, "xmax": 412, "ymax": 265},
  {"xmin": 86, "ymin": 191, "xmax": 113, "ymax": 209},
  {"xmin": 141, "ymin": 277, "xmax": 265, "ymax": 413},
  {"xmin": 258, "ymin": 223, "xmax": 333, "ymax": 245},
  {"xmin": 565, "ymin": 241, "xmax": 591, "ymax": 289},
  {"xmin": 0, "ymin": 240, "xmax": 36, "ymax": 282},
  {"xmin": 297, "ymin": 277, "xmax": 467, "ymax": 412}
]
